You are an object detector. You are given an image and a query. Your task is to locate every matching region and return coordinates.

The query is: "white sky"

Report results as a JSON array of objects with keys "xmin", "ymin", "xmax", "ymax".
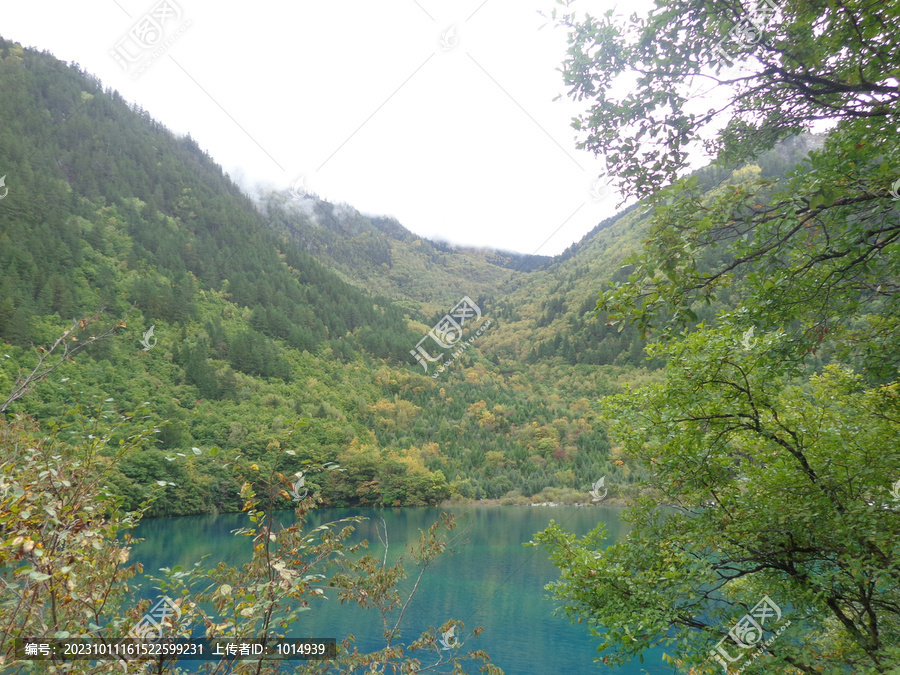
[{"xmin": 4, "ymin": 0, "xmax": 661, "ymax": 256}]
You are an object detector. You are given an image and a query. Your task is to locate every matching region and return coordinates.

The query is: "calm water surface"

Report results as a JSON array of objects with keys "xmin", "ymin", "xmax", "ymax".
[{"xmin": 130, "ymin": 506, "xmax": 678, "ymax": 674}]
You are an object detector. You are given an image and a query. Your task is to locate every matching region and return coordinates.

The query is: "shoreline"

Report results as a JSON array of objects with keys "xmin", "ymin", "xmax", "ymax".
[
  {"xmin": 440, "ymin": 497, "xmax": 632, "ymax": 508},
  {"xmin": 131, "ymin": 497, "xmax": 635, "ymax": 521}
]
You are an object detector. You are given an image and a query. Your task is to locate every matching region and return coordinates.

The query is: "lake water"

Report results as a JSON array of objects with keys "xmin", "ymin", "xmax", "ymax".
[{"xmin": 130, "ymin": 506, "xmax": 678, "ymax": 674}]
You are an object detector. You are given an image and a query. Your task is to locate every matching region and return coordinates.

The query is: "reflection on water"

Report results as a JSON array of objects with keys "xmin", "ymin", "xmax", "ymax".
[{"xmin": 129, "ymin": 506, "xmax": 677, "ymax": 674}]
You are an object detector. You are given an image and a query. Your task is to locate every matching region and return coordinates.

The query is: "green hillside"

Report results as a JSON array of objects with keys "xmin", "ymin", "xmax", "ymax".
[
  {"xmin": 0, "ymin": 36, "xmax": 659, "ymax": 516},
  {"xmin": 258, "ymin": 190, "xmax": 545, "ymax": 318},
  {"xmin": 0, "ymin": 37, "xmax": 842, "ymax": 518}
]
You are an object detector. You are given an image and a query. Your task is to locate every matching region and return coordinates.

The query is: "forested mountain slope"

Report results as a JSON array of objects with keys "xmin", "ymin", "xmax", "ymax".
[
  {"xmin": 475, "ymin": 134, "xmax": 827, "ymax": 368},
  {"xmin": 0, "ymin": 36, "xmax": 831, "ymax": 518},
  {"xmin": 0, "ymin": 39, "xmax": 415, "ymax": 363},
  {"xmin": 258, "ymin": 191, "xmax": 544, "ymax": 317},
  {"xmin": 0, "ymin": 37, "xmax": 637, "ymax": 513}
]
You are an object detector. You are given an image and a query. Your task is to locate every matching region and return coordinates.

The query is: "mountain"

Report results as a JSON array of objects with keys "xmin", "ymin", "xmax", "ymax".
[
  {"xmin": 257, "ymin": 190, "xmax": 547, "ymax": 317},
  {"xmin": 257, "ymin": 131, "xmax": 826, "ymax": 368},
  {"xmin": 0, "ymin": 36, "xmax": 824, "ymax": 516}
]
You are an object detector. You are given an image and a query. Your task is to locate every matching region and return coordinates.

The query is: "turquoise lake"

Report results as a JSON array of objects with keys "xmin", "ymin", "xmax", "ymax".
[{"xmin": 130, "ymin": 506, "xmax": 679, "ymax": 674}]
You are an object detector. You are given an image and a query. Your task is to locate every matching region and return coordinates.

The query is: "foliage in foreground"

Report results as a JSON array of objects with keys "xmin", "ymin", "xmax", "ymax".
[
  {"xmin": 0, "ymin": 408, "xmax": 501, "ymax": 674},
  {"xmin": 535, "ymin": 339, "xmax": 900, "ymax": 673},
  {"xmin": 536, "ymin": 0, "xmax": 900, "ymax": 672}
]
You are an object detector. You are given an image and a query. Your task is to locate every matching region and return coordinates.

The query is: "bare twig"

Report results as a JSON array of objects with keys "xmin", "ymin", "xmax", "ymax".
[
  {"xmin": 376, "ymin": 512, "xmax": 389, "ymax": 567},
  {"xmin": 1, "ymin": 308, "xmax": 129, "ymax": 414}
]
